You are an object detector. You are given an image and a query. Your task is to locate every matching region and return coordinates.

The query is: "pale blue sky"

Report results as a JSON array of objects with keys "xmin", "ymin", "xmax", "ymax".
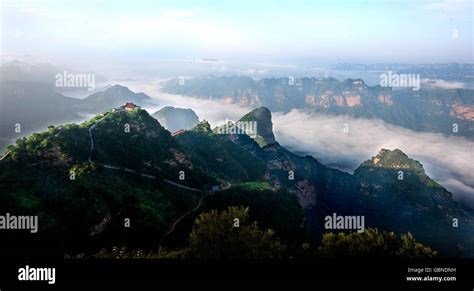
[{"xmin": 1, "ymin": 0, "xmax": 472, "ymax": 64}]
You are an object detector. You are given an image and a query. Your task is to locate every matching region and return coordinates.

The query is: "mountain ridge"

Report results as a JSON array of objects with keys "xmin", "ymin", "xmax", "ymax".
[
  {"xmin": 162, "ymin": 76, "xmax": 474, "ymax": 139},
  {"xmin": 0, "ymin": 82, "xmax": 153, "ymax": 150},
  {"xmin": 1, "ymin": 104, "xmax": 473, "ymax": 257}
]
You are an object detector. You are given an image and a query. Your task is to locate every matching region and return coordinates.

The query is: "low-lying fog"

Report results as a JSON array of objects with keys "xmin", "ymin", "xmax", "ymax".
[
  {"xmin": 128, "ymin": 82, "xmax": 474, "ymax": 209},
  {"xmin": 272, "ymin": 110, "xmax": 474, "ymax": 208}
]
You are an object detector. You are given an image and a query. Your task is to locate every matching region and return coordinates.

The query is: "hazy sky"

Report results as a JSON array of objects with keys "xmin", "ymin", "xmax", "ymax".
[{"xmin": 1, "ymin": 0, "xmax": 473, "ymax": 65}]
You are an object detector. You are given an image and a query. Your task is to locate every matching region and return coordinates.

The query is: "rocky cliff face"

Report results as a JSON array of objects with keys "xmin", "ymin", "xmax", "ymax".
[
  {"xmin": 452, "ymin": 105, "xmax": 474, "ymax": 120},
  {"xmin": 162, "ymin": 76, "xmax": 393, "ymax": 111},
  {"xmin": 162, "ymin": 76, "xmax": 474, "ymax": 140},
  {"xmin": 239, "ymin": 107, "xmax": 276, "ymax": 146}
]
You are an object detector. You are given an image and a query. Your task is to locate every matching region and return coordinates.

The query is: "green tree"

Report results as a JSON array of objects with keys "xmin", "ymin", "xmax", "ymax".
[
  {"xmin": 397, "ymin": 232, "xmax": 438, "ymax": 258},
  {"xmin": 318, "ymin": 228, "xmax": 437, "ymax": 258},
  {"xmin": 187, "ymin": 206, "xmax": 286, "ymax": 259},
  {"xmin": 93, "ymin": 246, "xmax": 147, "ymax": 259}
]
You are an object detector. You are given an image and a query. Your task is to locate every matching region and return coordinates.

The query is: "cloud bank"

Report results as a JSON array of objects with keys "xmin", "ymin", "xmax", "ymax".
[
  {"xmin": 422, "ymin": 79, "xmax": 466, "ymax": 89},
  {"xmin": 121, "ymin": 82, "xmax": 474, "ymax": 209},
  {"xmin": 272, "ymin": 109, "xmax": 474, "ymax": 208},
  {"xmin": 119, "ymin": 79, "xmax": 251, "ymax": 126}
]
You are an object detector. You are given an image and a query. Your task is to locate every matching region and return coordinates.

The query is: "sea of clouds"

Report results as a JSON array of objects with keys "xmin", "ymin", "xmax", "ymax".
[
  {"xmin": 119, "ymin": 80, "xmax": 474, "ymax": 208},
  {"xmin": 272, "ymin": 109, "xmax": 474, "ymax": 208}
]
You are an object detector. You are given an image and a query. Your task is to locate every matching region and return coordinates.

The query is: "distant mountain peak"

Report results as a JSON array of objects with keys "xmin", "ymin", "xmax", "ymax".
[
  {"xmin": 156, "ymin": 106, "xmax": 195, "ymax": 113},
  {"xmin": 346, "ymin": 78, "xmax": 366, "ymax": 85},
  {"xmin": 152, "ymin": 106, "xmax": 199, "ymax": 132},
  {"xmin": 106, "ymin": 84, "xmax": 132, "ymax": 92},
  {"xmin": 365, "ymin": 148, "xmax": 424, "ymax": 171},
  {"xmin": 80, "ymin": 84, "xmax": 151, "ymax": 113},
  {"xmin": 3, "ymin": 59, "xmax": 29, "ymax": 67}
]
